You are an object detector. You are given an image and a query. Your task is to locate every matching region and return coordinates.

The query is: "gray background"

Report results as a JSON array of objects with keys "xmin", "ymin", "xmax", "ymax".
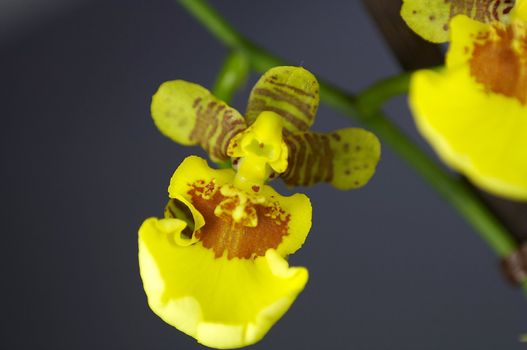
[{"xmin": 1, "ymin": 0, "xmax": 525, "ymax": 349}]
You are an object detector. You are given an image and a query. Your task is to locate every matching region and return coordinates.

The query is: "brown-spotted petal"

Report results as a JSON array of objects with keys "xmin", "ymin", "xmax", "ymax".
[{"xmin": 401, "ymin": 0, "xmax": 516, "ymax": 43}]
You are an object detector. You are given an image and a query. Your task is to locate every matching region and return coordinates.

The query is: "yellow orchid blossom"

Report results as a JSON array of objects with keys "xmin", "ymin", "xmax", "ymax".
[
  {"xmin": 401, "ymin": 0, "xmax": 517, "ymax": 43},
  {"xmin": 409, "ymin": 14, "xmax": 527, "ymax": 200},
  {"xmin": 139, "ymin": 156, "xmax": 311, "ymax": 348},
  {"xmin": 141, "ymin": 66, "xmax": 381, "ymax": 348}
]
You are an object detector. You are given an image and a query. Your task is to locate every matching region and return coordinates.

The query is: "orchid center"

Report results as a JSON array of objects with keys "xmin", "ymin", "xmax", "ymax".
[
  {"xmin": 228, "ymin": 111, "xmax": 289, "ymax": 191},
  {"xmin": 187, "ymin": 179, "xmax": 290, "ymax": 260},
  {"xmin": 469, "ymin": 21, "xmax": 527, "ymax": 104}
]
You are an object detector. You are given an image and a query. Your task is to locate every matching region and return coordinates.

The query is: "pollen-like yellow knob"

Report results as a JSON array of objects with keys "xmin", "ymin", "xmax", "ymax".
[{"xmin": 227, "ymin": 111, "xmax": 288, "ymax": 191}]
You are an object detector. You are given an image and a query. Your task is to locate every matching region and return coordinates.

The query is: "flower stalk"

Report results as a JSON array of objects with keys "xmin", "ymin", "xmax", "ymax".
[{"xmin": 212, "ymin": 50, "xmax": 249, "ymax": 102}]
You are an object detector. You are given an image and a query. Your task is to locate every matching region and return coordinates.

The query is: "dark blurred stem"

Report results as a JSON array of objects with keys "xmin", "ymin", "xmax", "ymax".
[{"xmin": 178, "ymin": 0, "xmax": 527, "ymax": 295}]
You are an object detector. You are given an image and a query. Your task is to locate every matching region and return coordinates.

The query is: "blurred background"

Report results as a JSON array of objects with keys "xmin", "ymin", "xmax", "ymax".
[{"xmin": 1, "ymin": 0, "xmax": 525, "ymax": 349}]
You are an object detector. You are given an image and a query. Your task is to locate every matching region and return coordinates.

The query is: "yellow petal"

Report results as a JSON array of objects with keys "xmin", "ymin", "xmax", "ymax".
[
  {"xmin": 401, "ymin": 0, "xmax": 515, "ymax": 43},
  {"xmin": 448, "ymin": 16, "xmax": 527, "ymax": 104},
  {"xmin": 245, "ymin": 66, "xmax": 320, "ymax": 132},
  {"xmin": 168, "ymin": 155, "xmax": 237, "ymax": 198},
  {"xmin": 410, "ymin": 14, "xmax": 527, "ymax": 200},
  {"xmin": 151, "ymin": 80, "xmax": 247, "ymax": 162},
  {"xmin": 410, "ymin": 66, "xmax": 527, "ymax": 200},
  {"xmin": 281, "ymin": 128, "xmax": 381, "ymax": 190},
  {"xmin": 513, "ymin": 0, "xmax": 527, "ymax": 20},
  {"xmin": 446, "ymin": 15, "xmax": 492, "ymax": 68},
  {"xmin": 164, "ymin": 195, "xmax": 205, "ymax": 246},
  {"xmin": 139, "ymin": 217, "xmax": 308, "ymax": 349}
]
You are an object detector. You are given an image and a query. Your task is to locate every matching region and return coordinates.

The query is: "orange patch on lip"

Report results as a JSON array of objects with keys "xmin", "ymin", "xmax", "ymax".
[
  {"xmin": 189, "ymin": 182, "xmax": 290, "ymax": 260},
  {"xmin": 469, "ymin": 24, "xmax": 527, "ymax": 104}
]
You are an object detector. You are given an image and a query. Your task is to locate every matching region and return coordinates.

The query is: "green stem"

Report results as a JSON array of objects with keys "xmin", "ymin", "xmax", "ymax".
[
  {"xmin": 356, "ymin": 72, "xmax": 413, "ymax": 115},
  {"xmin": 366, "ymin": 112, "xmax": 516, "ymax": 255},
  {"xmin": 212, "ymin": 51, "xmax": 250, "ymax": 102},
  {"xmin": 179, "ymin": 0, "xmax": 526, "ymax": 292},
  {"xmin": 178, "ymin": 0, "xmax": 284, "ymax": 67}
]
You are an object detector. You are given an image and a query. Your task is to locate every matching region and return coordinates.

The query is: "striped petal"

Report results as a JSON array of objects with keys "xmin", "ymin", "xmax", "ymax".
[
  {"xmin": 401, "ymin": 0, "xmax": 515, "ymax": 43},
  {"xmin": 246, "ymin": 66, "xmax": 320, "ymax": 133},
  {"xmin": 281, "ymin": 128, "xmax": 381, "ymax": 190},
  {"xmin": 151, "ymin": 80, "xmax": 247, "ymax": 162}
]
